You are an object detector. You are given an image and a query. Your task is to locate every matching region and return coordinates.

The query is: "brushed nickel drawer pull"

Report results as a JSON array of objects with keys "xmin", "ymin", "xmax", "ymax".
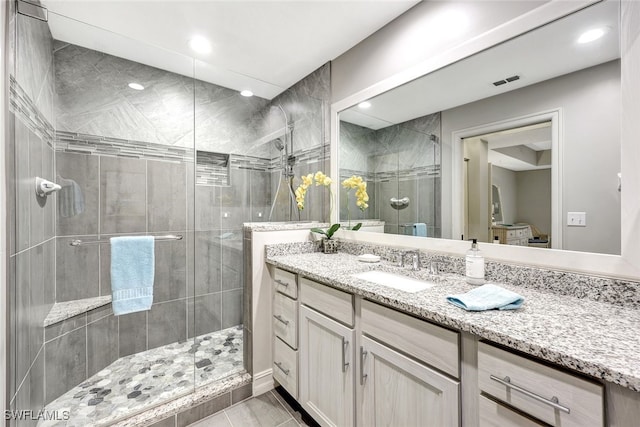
[
  {"xmin": 274, "ymin": 361, "xmax": 290, "ymax": 376},
  {"xmin": 275, "ymin": 279, "xmax": 289, "ymax": 287},
  {"xmin": 360, "ymin": 346, "xmax": 368, "ymax": 385},
  {"xmin": 342, "ymin": 338, "xmax": 350, "ymax": 373},
  {"xmin": 273, "ymin": 315, "xmax": 290, "ymax": 325},
  {"xmin": 490, "ymin": 375, "xmax": 570, "ymax": 414}
]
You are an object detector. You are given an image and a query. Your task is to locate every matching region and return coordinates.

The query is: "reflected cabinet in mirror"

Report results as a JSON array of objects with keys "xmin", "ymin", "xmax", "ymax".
[{"xmin": 338, "ymin": 0, "xmax": 621, "ymax": 255}]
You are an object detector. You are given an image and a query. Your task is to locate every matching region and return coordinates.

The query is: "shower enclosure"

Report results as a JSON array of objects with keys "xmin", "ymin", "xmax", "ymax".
[
  {"xmin": 5, "ymin": 1, "xmax": 328, "ymax": 425},
  {"xmin": 339, "ymin": 113, "xmax": 441, "ymax": 237}
]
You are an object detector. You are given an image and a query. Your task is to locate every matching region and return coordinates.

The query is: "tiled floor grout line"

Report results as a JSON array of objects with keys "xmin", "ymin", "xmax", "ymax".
[
  {"xmin": 270, "ymin": 390, "xmax": 299, "ymax": 426},
  {"xmin": 223, "ymin": 410, "xmax": 235, "ymax": 427}
]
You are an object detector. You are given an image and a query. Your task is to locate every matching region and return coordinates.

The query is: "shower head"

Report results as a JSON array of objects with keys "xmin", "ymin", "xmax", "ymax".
[{"xmin": 272, "ymin": 138, "xmax": 285, "ymax": 151}]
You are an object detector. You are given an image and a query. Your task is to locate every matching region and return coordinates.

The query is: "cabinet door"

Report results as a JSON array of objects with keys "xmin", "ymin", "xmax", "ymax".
[
  {"xmin": 360, "ymin": 336, "xmax": 459, "ymax": 427},
  {"xmin": 299, "ymin": 305, "xmax": 355, "ymax": 427}
]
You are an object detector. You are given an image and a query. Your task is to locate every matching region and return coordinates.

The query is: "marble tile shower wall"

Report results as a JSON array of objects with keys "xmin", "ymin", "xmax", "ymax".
[
  {"xmin": 7, "ymin": 4, "xmax": 57, "ymax": 423},
  {"xmin": 260, "ymin": 64, "xmax": 332, "ymax": 222},
  {"xmin": 340, "ymin": 114, "xmax": 441, "ymax": 237}
]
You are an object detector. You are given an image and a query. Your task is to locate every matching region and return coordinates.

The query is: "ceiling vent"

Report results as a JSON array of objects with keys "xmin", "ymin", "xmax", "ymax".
[{"xmin": 493, "ymin": 75, "xmax": 520, "ymax": 87}]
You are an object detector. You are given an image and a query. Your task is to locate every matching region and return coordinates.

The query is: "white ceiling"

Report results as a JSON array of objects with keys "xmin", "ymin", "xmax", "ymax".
[
  {"xmin": 340, "ymin": 0, "xmax": 619, "ymax": 129},
  {"xmin": 41, "ymin": 0, "xmax": 419, "ymax": 99},
  {"xmin": 478, "ymin": 122, "xmax": 552, "ymax": 172}
]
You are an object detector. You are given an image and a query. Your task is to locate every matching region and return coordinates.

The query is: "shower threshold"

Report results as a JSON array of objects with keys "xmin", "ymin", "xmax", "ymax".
[{"xmin": 39, "ymin": 325, "xmax": 244, "ymax": 427}]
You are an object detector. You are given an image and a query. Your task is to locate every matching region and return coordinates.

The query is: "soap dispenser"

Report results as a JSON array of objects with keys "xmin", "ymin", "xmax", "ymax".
[{"xmin": 465, "ymin": 239, "xmax": 485, "ymax": 285}]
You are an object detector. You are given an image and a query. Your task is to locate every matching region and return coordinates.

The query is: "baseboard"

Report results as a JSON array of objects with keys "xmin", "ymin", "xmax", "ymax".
[{"xmin": 253, "ymin": 369, "xmax": 274, "ymax": 396}]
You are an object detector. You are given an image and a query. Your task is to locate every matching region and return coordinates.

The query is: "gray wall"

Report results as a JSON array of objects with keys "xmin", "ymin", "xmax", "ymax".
[
  {"xmin": 491, "ymin": 165, "xmax": 517, "ymax": 225},
  {"xmin": 331, "ymin": 1, "xmax": 545, "ymax": 102},
  {"xmin": 7, "ymin": 7, "xmax": 56, "ymax": 423},
  {"xmin": 442, "ymin": 60, "xmax": 621, "ymax": 254},
  {"xmin": 516, "ymin": 169, "xmax": 552, "ymax": 236}
]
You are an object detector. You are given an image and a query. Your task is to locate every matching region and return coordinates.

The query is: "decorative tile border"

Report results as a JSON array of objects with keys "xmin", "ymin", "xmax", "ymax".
[
  {"xmin": 340, "ymin": 165, "xmax": 441, "ymax": 183},
  {"xmin": 9, "ymin": 75, "xmax": 55, "ymax": 147},
  {"xmin": 55, "ymin": 130, "xmax": 195, "ymax": 163}
]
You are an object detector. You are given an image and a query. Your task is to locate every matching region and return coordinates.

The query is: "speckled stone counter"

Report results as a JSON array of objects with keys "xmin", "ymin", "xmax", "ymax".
[{"xmin": 266, "ymin": 250, "xmax": 640, "ymax": 393}]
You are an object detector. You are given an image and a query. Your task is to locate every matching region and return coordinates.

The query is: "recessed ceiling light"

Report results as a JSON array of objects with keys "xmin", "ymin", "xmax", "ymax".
[
  {"xmin": 240, "ymin": 90, "xmax": 254, "ymax": 97},
  {"xmin": 358, "ymin": 101, "xmax": 372, "ymax": 109},
  {"xmin": 577, "ymin": 27, "xmax": 608, "ymax": 44},
  {"xmin": 189, "ymin": 36, "xmax": 212, "ymax": 54},
  {"xmin": 128, "ymin": 83, "xmax": 144, "ymax": 90}
]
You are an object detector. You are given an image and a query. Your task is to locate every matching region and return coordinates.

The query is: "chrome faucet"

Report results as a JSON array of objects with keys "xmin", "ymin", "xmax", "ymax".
[
  {"xmin": 429, "ymin": 260, "xmax": 451, "ymax": 275},
  {"xmin": 394, "ymin": 249, "xmax": 422, "ymax": 270}
]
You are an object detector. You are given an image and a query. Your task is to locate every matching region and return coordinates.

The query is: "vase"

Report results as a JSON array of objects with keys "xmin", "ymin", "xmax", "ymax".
[{"xmin": 322, "ymin": 239, "xmax": 339, "ymax": 254}]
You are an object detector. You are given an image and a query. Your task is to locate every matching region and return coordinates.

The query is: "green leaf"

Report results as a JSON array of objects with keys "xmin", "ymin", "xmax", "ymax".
[
  {"xmin": 310, "ymin": 228, "xmax": 328, "ymax": 237},
  {"xmin": 352, "ymin": 223, "xmax": 362, "ymax": 231},
  {"xmin": 326, "ymin": 223, "xmax": 341, "ymax": 238}
]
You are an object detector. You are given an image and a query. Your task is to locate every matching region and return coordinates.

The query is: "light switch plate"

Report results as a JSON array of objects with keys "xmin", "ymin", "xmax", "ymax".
[{"xmin": 568, "ymin": 212, "xmax": 586, "ymax": 226}]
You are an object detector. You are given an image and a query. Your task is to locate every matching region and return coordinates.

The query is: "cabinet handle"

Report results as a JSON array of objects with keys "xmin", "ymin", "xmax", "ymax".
[
  {"xmin": 275, "ymin": 361, "xmax": 290, "ymax": 376},
  {"xmin": 342, "ymin": 338, "xmax": 349, "ymax": 373},
  {"xmin": 273, "ymin": 315, "xmax": 289, "ymax": 325},
  {"xmin": 490, "ymin": 375, "xmax": 570, "ymax": 414},
  {"xmin": 275, "ymin": 279, "xmax": 289, "ymax": 287},
  {"xmin": 360, "ymin": 346, "xmax": 368, "ymax": 385}
]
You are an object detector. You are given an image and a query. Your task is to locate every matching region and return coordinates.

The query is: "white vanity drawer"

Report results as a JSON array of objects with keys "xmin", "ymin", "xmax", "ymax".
[
  {"xmin": 361, "ymin": 300, "xmax": 459, "ymax": 378},
  {"xmin": 478, "ymin": 342, "xmax": 604, "ymax": 427},
  {"xmin": 273, "ymin": 336, "xmax": 298, "ymax": 399},
  {"xmin": 274, "ymin": 268, "xmax": 297, "ymax": 299},
  {"xmin": 300, "ymin": 277, "xmax": 354, "ymax": 327},
  {"xmin": 506, "ymin": 229, "xmax": 517, "ymax": 239},
  {"xmin": 273, "ymin": 292, "xmax": 298, "ymax": 349},
  {"xmin": 479, "ymin": 395, "xmax": 544, "ymax": 427}
]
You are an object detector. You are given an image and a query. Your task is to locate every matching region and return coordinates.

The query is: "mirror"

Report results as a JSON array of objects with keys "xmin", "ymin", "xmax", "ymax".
[{"xmin": 338, "ymin": 0, "xmax": 621, "ymax": 255}]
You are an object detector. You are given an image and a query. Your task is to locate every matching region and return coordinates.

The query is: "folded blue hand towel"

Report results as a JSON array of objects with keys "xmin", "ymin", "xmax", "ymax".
[
  {"xmin": 413, "ymin": 223, "xmax": 427, "ymax": 237},
  {"xmin": 110, "ymin": 236, "xmax": 155, "ymax": 316},
  {"xmin": 446, "ymin": 284, "xmax": 524, "ymax": 311}
]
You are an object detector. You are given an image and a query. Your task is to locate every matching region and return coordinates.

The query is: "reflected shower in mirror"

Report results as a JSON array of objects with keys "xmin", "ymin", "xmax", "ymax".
[{"xmin": 338, "ymin": 0, "xmax": 621, "ymax": 255}]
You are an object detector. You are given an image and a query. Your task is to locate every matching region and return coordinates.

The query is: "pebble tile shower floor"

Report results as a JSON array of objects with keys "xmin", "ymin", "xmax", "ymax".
[{"xmin": 39, "ymin": 325, "xmax": 244, "ymax": 427}]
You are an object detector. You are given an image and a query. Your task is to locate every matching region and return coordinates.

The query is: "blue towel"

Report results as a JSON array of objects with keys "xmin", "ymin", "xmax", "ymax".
[
  {"xmin": 413, "ymin": 223, "xmax": 427, "ymax": 237},
  {"xmin": 110, "ymin": 236, "xmax": 155, "ymax": 316},
  {"xmin": 446, "ymin": 284, "xmax": 524, "ymax": 311}
]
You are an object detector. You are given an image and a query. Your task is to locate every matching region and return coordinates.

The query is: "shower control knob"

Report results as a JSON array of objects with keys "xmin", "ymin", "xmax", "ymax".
[{"xmin": 35, "ymin": 177, "xmax": 62, "ymax": 198}]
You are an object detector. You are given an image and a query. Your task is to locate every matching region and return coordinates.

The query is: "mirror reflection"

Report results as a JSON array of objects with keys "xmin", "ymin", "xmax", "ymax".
[{"xmin": 339, "ymin": 0, "xmax": 621, "ymax": 255}]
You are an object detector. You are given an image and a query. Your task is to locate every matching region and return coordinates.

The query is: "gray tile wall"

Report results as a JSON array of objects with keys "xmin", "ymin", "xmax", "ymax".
[
  {"xmin": 339, "ymin": 113, "xmax": 442, "ymax": 236},
  {"xmin": 7, "ymin": 5, "xmax": 57, "ymax": 420}
]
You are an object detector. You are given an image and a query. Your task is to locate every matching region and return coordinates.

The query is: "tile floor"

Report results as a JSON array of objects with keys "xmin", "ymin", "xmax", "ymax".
[
  {"xmin": 188, "ymin": 388, "xmax": 316, "ymax": 427},
  {"xmin": 40, "ymin": 326, "xmax": 243, "ymax": 427}
]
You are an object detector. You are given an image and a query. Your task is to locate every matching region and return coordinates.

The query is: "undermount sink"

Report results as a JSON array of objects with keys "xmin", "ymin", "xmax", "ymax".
[{"xmin": 351, "ymin": 270, "xmax": 436, "ymax": 293}]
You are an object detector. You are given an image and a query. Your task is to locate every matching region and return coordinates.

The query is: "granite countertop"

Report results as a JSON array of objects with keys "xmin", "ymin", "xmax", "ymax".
[{"xmin": 266, "ymin": 251, "xmax": 640, "ymax": 392}]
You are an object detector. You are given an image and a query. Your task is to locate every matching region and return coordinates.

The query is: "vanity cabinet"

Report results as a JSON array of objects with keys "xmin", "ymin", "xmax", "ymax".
[
  {"xmin": 300, "ymin": 305, "xmax": 356, "ymax": 427},
  {"xmin": 270, "ymin": 265, "xmax": 615, "ymax": 427},
  {"xmin": 299, "ymin": 277, "xmax": 356, "ymax": 427},
  {"xmin": 360, "ymin": 336, "xmax": 459, "ymax": 426},
  {"xmin": 359, "ymin": 300, "xmax": 460, "ymax": 427},
  {"xmin": 478, "ymin": 342, "xmax": 604, "ymax": 427},
  {"xmin": 272, "ymin": 268, "xmax": 299, "ymax": 399}
]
